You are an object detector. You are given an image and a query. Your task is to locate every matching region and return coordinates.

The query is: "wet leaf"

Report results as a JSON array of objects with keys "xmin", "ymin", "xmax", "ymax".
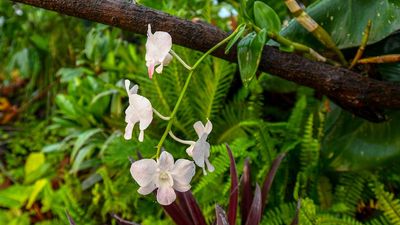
[
  {"xmin": 254, "ymin": 1, "xmax": 281, "ymax": 33},
  {"xmin": 281, "ymin": 0, "xmax": 400, "ymax": 49},
  {"xmin": 238, "ymin": 29, "xmax": 267, "ymax": 86}
]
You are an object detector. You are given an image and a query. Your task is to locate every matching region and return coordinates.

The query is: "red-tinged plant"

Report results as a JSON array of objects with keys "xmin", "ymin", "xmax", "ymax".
[{"xmin": 67, "ymin": 145, "xmax": 291, "ymax": 225}]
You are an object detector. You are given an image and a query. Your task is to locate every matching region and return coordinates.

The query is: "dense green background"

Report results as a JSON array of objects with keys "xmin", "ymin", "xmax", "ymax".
[{"xmin": 1, "ymin": 0, "xmax": 400, "ymax": 224}]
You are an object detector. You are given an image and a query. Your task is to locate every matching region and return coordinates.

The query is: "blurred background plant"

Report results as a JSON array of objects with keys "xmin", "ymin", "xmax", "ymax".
[{"xmin": 1, "ymin": 0, "xmax": 400, "ymax": 224}]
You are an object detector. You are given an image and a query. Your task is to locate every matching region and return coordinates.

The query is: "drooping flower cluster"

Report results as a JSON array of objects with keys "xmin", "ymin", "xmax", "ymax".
[{"xmin": 124, "ymin": 24, "xmax": 214, "ymax": 205}]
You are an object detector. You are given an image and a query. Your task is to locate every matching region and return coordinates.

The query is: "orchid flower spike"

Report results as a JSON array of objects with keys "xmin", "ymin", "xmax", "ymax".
[
  {"xmin": 130, "ymin": 151, "xmax": 195, "ymax": 205},
  {"xmin": 145, "ymin": 24, "xmax": 173, "ymax": 79},
  {"xmin": 186, "ymin": 120, "xmax": 215, "ymax": 175},
  {"xmin": 124, "ymin": 79, "xmax": 153, "ymax": 142}
]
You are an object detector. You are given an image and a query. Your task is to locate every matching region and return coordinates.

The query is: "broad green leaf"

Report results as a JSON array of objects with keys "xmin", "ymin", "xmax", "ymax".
[
  {"xmin": 240, "ymin": 0, "xmax": 256, "ymax": 21},
  {"xmin": 71, "ymin": 144, "xmax": 96, "ymax": 174},
  {"xmin": 71, "ymin": 128, "xmax": 102, "ymax": 161},
  {"xmin": 322, "ymin": 105, "xmax": 400, "ymax": 171},
  {"xmin": 254, "ymin": 1, "xmax": 281, "ymax": 33},
  {"xmin": 24, "ymin": 152, "xmax": 45, "ymax": 177},
  {"xmin": 26, "ymin": 179, "xmax": 47, "ymax": 209},
  {"xmin": 225, "ymin": 24, "xmax": 247, "ymax": 54},
  {"xmin": 281, "ymin": 0, "xmax": 400, "ymax": 49},
  {"xmin": 237, "ymin": 29, "xmax": 267, "ymax": 86},
  {"xmin": 56, "ymin": 67, "xmax": 93, "ymax": 83},
  {"xmin": 0, "ymin": 185, "xmax": 32, "ymax": 208},
  {"xmin": 55, "ymin": 95, "xmax": 78, "ymax": 116}
]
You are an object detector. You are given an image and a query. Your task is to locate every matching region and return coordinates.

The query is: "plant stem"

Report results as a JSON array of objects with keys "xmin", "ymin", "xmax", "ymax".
[
  {"xmin": 155, "ymin": 27, "xmax": 241, "ymax": 157},
  {"xmin": 168, "ymin": 131, "xmax": 195, "ymax": 145},
  {"xmin": 349, "ymin": 20, "xmax": 372, "ymax": 69},
  {"xmin": 169, "ymin": 50, "xmax": 193, "ymax": 70},
  {"xmin": 284, "ymin": 0, "xmax": 347, "ymax": 66},
  {"xmin": 153, "ymin": 108, "xmax": 171, "ymax": 120}
]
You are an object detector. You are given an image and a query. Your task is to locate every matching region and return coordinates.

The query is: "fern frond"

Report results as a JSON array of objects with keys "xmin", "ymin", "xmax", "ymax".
[
  {"xmin": 300, "ymin": 114, "xmax": 320, "ymax": 172},
  {"xmin": 316, "ymin": 214, "xmax": 363, "ymax": 225},
  {"xmin": 372, "ymin": 181, "xmax": 400, "ymax": 225},
  {"xmin": 299, "ymin": 198, "xmax": 318, "ymax": 225},
  {"xmin": 261, "ymin": 202, "xmax": 296, "ymax": 225},
  {"xmin": 334, "ymin": 172, "xmax": 366, "ymax": 216},
  {"xmin": 189, "ymin": 58, "xmax": 235, "ymax": 120},
  {"xmin": 193, "ymin": 138, "xmax": 254, "ymax": 194},
  {"xmin": 287, "ymin": 95, "xmax": 307, "ymax": 137},
  {"xmin": 255, "ymin": 123, "xmax": 277, "ymax": 166},
  {"xmin": 366, "ymin": 216, "xmax": 391, "ymax": 225}
]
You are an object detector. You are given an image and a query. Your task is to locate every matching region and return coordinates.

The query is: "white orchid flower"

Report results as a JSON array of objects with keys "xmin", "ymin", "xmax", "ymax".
[
  {"xmin": 145, "ymin": 24, "xmax": 173, "ymax": 79},
  {"xmin": 124, "ymin": 79, "xmax": 153, "ymax": 142},
  {"xmin": 169, "ymin": 120, "xmax": 215, "ymax": 175},
  {"xmin": 130, "ymin": 151, "xmax": 195, "ymax": 205}
]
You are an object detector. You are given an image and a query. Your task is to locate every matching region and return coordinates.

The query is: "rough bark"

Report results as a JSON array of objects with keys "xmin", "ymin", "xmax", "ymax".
[{"xmin": 12, "ymin": 0, "xmax": 400, "ymax": 122}]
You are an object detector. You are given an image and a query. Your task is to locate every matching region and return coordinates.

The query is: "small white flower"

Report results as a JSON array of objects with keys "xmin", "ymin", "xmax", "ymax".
[
  {"xmin": 145, "ymin": 24, "xmax": 173, "ymax": 79},
  {"xmin": 130, "ymin": 151, "xmax": 195, "ymax": 205},
  {"xmin": 186, "ymin": 120, "xmax": 215, "ymax": 175},
  {"xmin": 124, "ymin": 79, "xmax": 153, "ymax": 142}
]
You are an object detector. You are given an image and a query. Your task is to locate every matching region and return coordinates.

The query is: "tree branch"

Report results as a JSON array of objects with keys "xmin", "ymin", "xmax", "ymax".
[{"xmin": 13, "ymin": 0, "xmax": 400, "ymax": 122}]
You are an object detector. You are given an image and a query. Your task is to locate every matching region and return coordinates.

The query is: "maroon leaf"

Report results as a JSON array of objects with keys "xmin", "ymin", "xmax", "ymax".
[
  {"xmin": 215, "ymin": 204, "xmax": 229, "ymax": 225},
  {"xmin": 65, "ymin": 210, "xmax": 76, "ymax": 225},
  {"xmin": 226, "ymin": 144, "xmax": 239, "ymax": 225},
  {"xmin": 175, "ymin": 192, "xmax": 195, "ymax": 224},
  {"xmin": 162, "ymin": 201, "xmax": 193, "ymax": 225},
  {"xmin": 245, "ymin": 184, "xmax": 262, "ymax": 225},
  {"xmin": 241, "ymin": 158, "xmax": 253, "ymax": 225},
  {"xmin": 290, "ymin": 199, "xmax": 302, "ymax": 225},
  {"xmin": 178, "ymin": 191, "xmax": 207, "ymax": 225},
  {"xmin": 261, "ymin": 152, "xmax": 286, "ymax": 211},
  {"xmin": 110, "ymin": 213, "xmax": 140, "ymax": 225}
]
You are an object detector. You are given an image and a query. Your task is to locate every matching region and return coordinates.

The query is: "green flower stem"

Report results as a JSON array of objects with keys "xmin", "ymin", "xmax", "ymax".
[
  {"xmin": 168, "ymin": 131, "xmax": 195, "ymax": 145},
  {"xmin": 155, "ymin": 27, "xmax": 242, "ymax": 158},
  {"xmin": 169, "ymin": 50, "xmax": 193, "ymax": 70},
  {"xmin": 153, "ymin": 108, "xmax": 170, "ymax": 121}
]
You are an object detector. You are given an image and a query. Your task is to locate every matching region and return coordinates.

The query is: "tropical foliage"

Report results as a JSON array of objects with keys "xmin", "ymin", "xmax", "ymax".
[{"xmin": 0, "ymin": 0, "xmax": 399, "ymax": 224}]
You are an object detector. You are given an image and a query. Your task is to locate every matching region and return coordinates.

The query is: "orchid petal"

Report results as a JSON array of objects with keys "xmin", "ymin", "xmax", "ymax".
[
  {"xmin": 155, "ymin": 63, "xmax": 164, "ymax": 74},
  {"xmin": 163, "ymin": 53, "xmax": 173, "ymax": 66},
  {"xmin": 157, "ymin": 185, "xmax": 176, "ymax": 205},
  {"xmin": 173, "ymin": 183, "xmax": 191, "ymax": 192},
  {"xmin": 138, "ymin": 182, "xmax": 156, "ymax": 195},
  {"xmin": 138, "ymin": 130, "xmax": 144, "ymax": 142},
  {"xmin": 148, "ymin": 63, "xmax": 155, "ymax": 79},
  {"xmin": 130, "ymin": 159, "xmax": 157, "ymax": 187},
  {"xmin": 192, "ymin": 141, "xmax": 207, "ymax": 168},
  {"xmin": 204, "ymin": 120, "xmax": 213, "ymax": 134},
  {"xmin": 147, "ymin": 24, "xmax": 153, "ymax": 37},
  {"xmin": 125, "ymin": 79, "xmax": 131, "ymax": 94},
  {"xmin": 171, "ymin": 159, "xmax": 195, "ymax": 185},
  {"xmin": 186, "ymin": 144, "xmax": 195, "ymax": 156},
  {"xmin": 145, "ymin": 24, "xmax": 172, "ymax": 78},
  {"xmin": 124, "ymin": 122, "xmax": 134, "ymax": 140},
  {"xmin": 158, "ymin": 151, "xmax": 174, "ymax": 171},
  {"xmin": 205, "ymin": 159, "xmax": 215, "ymax": 172},
  {"xmin": 193, "ymin": 121, "xmax": 205, "ymax": 138}
]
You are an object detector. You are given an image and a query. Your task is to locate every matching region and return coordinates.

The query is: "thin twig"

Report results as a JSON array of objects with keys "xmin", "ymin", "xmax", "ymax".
[
  {"xmin": 357, "ymin": 54, "xmax": 400, "ymax": 64},
  {"xmin": 349, "ymin": 20, "xmax": 372, "ymax": 69}
]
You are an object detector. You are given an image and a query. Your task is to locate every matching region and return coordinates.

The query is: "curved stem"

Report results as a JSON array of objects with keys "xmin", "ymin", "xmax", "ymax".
[
  {"xmin": 168, "ymin": 131, "xmax": 195, "ymax": 145},
  {"xmin": 155, "ymin": 26, "xmax": 242, "ymax": 157},
  {"xmin": 170, "ymin": 50, "xmax": 193, "ymax": 70},
  {"xmin": 153, "ymin": 108, "xmax": 170, "ymax": 120}
]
